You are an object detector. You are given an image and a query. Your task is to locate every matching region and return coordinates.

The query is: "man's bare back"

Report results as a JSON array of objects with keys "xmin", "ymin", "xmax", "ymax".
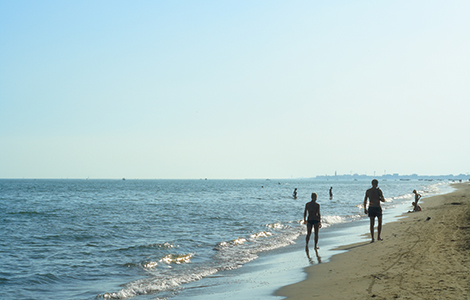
[
  {"xmin": 365, "ymin": 187, "xmax": 384, "ymax": 208},
  {"xmin": 305, "ymin": 201, "xmax": 320, "ymax": 222}
]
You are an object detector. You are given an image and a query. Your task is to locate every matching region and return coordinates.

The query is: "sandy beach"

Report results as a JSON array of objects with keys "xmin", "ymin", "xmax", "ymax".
[{"xmin": 276, "ymin": 182, "xmax": 470, "ymax": 300}]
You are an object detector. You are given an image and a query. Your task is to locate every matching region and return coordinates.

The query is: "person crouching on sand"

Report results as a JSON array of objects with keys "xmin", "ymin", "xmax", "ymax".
[
  {"xmin": 409, "ymin": 201, "xmax": 422, "ymax": 212},
  {"xmin": 413, "ymin": 189, "xmax": 421, "ymax": 211},
  {"xmin": 304, "ymin": 193, "xmax": 322, "ymax": 250}
]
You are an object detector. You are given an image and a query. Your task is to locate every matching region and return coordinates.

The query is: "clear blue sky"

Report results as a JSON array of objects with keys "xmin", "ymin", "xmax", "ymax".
[{"xmin": 1, "ymin": 0, "xmax": 469, "ymax": 179}]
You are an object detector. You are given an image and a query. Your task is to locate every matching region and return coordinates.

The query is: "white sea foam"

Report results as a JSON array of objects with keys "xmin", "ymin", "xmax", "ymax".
[
  {"xmin": 160, "ymin": 253, "xmax": 194, "ymax": 265},
  {"xmin": 215, "ymin": 237, "xmax": 248, "ymax": 250},
  {"xmin": 321, "ymin": 215, "xmax": 344, "ymax": 227},
  {"xmin": 99, "ymin": 267, "xmax": 218, "ymax": 299},
  {"xmin": 142, "ymin": 261, "xmax": 158, "ymax": 269},
  {"xmin": 232, "ymin": 237, "xmax": 247, "ymax": 245},
  {"xmin": 250, "ymin": 231, "xmax": 273, "ymax": 239},
  {"xmin": 217, "ymin": 241, "xmax": 229, "ymax": 248},
  {"xmin": 212, "ymin": 222, "xmax": 303, "ymax": 273},
  {"xmin": 266, "ymin": 222, "xmax": 283, "ymax": 229}
]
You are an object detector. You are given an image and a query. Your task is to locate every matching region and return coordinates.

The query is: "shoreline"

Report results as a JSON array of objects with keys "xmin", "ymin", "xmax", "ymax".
[
  {"xmin": 276, "ymin": 182, "xmax": 470, "ymax": 299},
  {"xmin": 174, "ymin": 182, "xmax": 452, "ymax": 300}
]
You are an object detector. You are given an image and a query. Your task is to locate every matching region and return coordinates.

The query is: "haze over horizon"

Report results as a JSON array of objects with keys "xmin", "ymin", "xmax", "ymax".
[{"xmin": 1, "ymin": 1, "xmax": 469, "ymax": 179}]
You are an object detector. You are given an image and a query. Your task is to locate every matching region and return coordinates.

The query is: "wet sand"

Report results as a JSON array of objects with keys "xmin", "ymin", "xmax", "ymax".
[{"xmin": 276, "ymin": 182, "xmax": 470, "ymax": 300}]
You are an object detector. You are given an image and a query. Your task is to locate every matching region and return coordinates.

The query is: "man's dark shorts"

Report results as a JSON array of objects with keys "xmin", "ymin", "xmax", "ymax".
[
  {"xmin": 308, "ymin": 219, "xmax": 320, "ymax": 226},
  {"xmin": 368, "ymin": 207, "xmax": 382, "ymax": 218}
]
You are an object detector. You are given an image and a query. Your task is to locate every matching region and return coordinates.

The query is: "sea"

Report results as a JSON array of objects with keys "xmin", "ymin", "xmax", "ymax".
[{"xmin": 0, "ymin": 178, "xmax": 453, "ymax": 300}]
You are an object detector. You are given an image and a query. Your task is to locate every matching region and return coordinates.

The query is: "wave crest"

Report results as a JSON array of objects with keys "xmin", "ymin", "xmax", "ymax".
[{"xmin": 160, "ymin": 253, "xmax": 193, "ymax": 265}]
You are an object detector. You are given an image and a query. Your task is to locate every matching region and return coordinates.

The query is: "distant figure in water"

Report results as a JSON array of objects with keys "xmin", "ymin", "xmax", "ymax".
[
  {"xmin": 329, "ymin": 187, "xmax": 333, "ymax": 199},
  {"xmin": 364, "ymin": 179, "xmax": 385, "ymax": 243},
  {"xmin": 304, "ymin": 193, "xmax": 321, "ymax": 250},
  {"xmin": 413, "ymin": 190, "xmax": 421, "ymax": 211},
  {"xmin": 293, "ymin": 188, "xmax": 297, "ymax": 199}
]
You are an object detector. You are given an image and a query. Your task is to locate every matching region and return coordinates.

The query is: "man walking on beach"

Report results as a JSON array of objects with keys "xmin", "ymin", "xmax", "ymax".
[
  {"xmin": 304, "ymin": 193, "xmax": 321, "ymax": 250},
  {"xmin": 364, "ymin": 179, "xmax": 385, "ymax": 243}
]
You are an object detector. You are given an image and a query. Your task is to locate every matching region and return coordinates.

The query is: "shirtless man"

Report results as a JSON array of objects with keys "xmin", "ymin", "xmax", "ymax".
[
  {"xmin": 364, "ymin": 179, "xmax": 385, "ymax": 243},
  {"xmin": 304, "ymin": 193, "xmax": 322, "ymax": 250}
]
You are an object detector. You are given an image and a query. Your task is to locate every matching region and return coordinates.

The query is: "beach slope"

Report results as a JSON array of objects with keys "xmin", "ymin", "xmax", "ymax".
[{"xmin": 276, "ymin": 183, "xmax": 470, "ymax": 300}]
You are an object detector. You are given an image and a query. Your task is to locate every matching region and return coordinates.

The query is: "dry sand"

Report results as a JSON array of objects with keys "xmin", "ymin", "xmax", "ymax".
[{"xmin": 276, "ymin": 182, "xmax": 470, "ymax": 300}]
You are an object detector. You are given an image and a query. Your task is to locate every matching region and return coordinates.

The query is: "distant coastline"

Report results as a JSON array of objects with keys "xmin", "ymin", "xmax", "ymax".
[
  {"xmin": 310, "ymin": 173, "xmax": 469, "ymax": 181},
  {"xmin": 1, "ymin": 174, "xmax": 469, "ymax": 181}
]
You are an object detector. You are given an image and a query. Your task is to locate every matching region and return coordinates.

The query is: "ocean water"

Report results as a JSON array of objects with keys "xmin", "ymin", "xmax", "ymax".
[{"xmin": 0, "ymin": 179, "xmax": 451, "ymax": 300}]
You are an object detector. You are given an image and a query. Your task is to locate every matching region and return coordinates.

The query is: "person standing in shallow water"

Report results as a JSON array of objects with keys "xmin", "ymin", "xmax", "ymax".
[
  {"xmin": 304, "ymin": 193, "xmax": 321, "ymax": 250},
  {"xmin": 293, "ymin": 188, "xmax": 297, "ymax": 199},
  {"xmin": 364, "ymin": 179, "xmax": 385, "ymax": 243},
  {"xmin": 329, "ymin": 187, "xmax": 333, "ymax": 199}
]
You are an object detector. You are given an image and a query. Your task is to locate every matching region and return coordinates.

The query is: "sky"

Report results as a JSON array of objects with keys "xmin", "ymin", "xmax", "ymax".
[{"xmin": 1, "ymin": 0, "xmax": 469, "ymax": 179}]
